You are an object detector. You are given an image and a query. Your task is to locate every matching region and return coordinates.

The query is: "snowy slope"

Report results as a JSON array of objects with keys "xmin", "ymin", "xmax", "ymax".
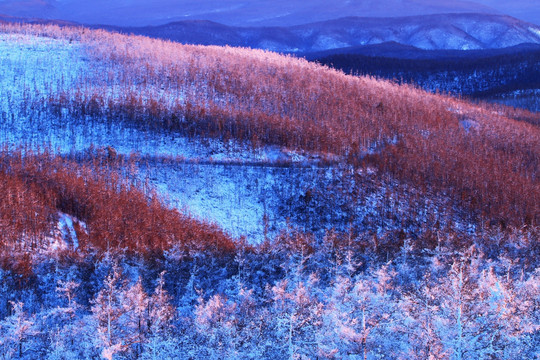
[
  {"xmin": 0, "ymin": 33, "xmax": 339, "ymax": 242},
  {"xmin": 1, "ymin": 32, "xmax": 475, "ymax": 243}
]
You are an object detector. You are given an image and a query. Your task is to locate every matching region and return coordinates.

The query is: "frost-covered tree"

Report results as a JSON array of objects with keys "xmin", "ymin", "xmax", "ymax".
[
  {"xmin": 0, "ymin": 302, "xmax": 39, "ymax": 359},
  {"xmin": 513, "ymin": 268, "xmax": 540, "ymax": 359},
  {"xmin": 231, "ymin": 287, "xmax": 266, "ymax": 359},
  {"xmin": 432, "ymin": 260, "xmax": 480, "ymax": 360},
  {"xmin": 122, "ymin": 278, "xmax": 150, "ymax": 358},
  {"xmin": 45, "ymin": 316, "xmax": 99, "ymax": 360},
  {"xmin": 346, "ymin": 266, "xmax": 402, "ymax": 359},
  {"xmin": 399, "ymin": 282, "xmax": 447, "ymax": 360},
  {"xmin": 194, "ymin": 293, "xmax": 238, "ymax": 358},
  {"xmin": 148, "ymin": 271, "xmax": 175, "ymax": 337},
  {"xmin": 90, "ymin": 265, "xmax": 129, "ymax": 360},
  {"xmin": 270, "ymin": 275, "xmax": 323, "ymax": 360},
  {"xmin": 140, "ymin": 271, "xmax": 177, "ymax": 359},
  {"xmin": 141, "ymin": 336, "xmax": 182, "ymax": 360},
  {"xmin": 317, "ymin": 276, "xmax": 355, "ymax": 359},
  {"xmin": 41, "ymin": 279, "xmax": 81, "ymax": 349}
]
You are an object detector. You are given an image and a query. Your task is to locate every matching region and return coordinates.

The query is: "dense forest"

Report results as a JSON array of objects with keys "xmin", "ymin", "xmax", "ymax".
[
  {"xmin": 0, "ymin": 23, "xmax": 539, "ymax": 359},
  {"xmin": 313, "ymin": 48, "xmax": 540, "ymax": 109}
]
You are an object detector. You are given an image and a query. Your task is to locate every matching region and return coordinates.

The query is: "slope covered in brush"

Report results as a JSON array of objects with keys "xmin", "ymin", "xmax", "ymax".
[
  {"xmin": 1, "ymin": 23, "xmax": 537, "ymax": 228},
  {"xmin": 0, "ymin": 150, "xmax": 235, "ymax": 256}
]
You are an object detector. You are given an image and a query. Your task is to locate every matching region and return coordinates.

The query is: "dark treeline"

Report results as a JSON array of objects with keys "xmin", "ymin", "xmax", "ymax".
[{"xmin": 314, "ymin": 49, "xmax": 540, "ymax": 98}]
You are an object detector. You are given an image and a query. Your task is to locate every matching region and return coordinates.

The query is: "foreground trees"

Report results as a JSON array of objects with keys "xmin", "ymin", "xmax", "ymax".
[{"xmin": 0, "ymin": 227, "xmax": 537, "ymax": 359}]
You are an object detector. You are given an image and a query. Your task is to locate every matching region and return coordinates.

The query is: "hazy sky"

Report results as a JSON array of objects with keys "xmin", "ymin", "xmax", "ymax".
[
  {"xmin": 469, "ymin": 0, "xmax": 539, "ymax": 24},
  {"xmin": 0, "ymin": 0, "xmax": 538, "ymax": 26}
]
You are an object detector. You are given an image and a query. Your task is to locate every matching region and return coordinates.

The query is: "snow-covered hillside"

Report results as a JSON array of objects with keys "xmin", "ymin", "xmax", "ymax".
[
  {"xmin": 0, "ymin": 33, "xmax": 448, "ymax": 243},
  {"xmin": 3, "ymin": 26, "xmax": 539, "ymax": 245},
  {"xmin": 0, "ymin": 33, "xmax": 282, "ymax": 241},
  {"xmin": 0, "ymin": 30, "xmax": 496, "ymax": 245},
  {"xmin": 0, "ymin": 32, "xmax": 354, "ymax": 242}
]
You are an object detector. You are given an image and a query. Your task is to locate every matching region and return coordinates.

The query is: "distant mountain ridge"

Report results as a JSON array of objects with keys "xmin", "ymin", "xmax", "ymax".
[
  {"xmin": 0, "ymin": 0, "xmax": 504, "ymax": 27},
  {"xmin": 1, "ymin": 12, "xmax": 540, "ymax": 54},
  {"xmin": 303, "ymin": 42, "xmax": 540, "ymax": 60},
  {"xmin": 117, "ymin": 14, "xmax": 540, "ymax": 53},
  {"xmin": 111, "ymin": 13, "xmax": 540, "ymax": 53}
]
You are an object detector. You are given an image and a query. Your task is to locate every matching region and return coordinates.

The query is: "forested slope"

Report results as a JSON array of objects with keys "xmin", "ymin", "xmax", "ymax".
[
  {"xmin": 2, "ymin": 22, "xmax": 538, "ymax": 226},
  {"xmin": 315, "ymin": 48, "xmax": 540, "ymax": 96},
  {"xmin": 0, "ymin": 23, "xmax": 538, "ymax": 359}
]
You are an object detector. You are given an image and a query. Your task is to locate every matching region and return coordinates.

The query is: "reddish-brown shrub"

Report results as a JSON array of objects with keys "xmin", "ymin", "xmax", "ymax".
[{"xmin": 0, "ymin": 150, "xmax": 236, "ymax": 257}]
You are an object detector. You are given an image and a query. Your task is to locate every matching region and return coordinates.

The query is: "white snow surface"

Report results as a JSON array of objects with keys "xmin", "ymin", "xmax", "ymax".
[
  {"xmin": 529, "ymin": 27, "xmax": 540, "ymax": 38},
  {"xmin": 48, "ymin": 212, "xmax": 85, "ymax": 250},
  {"xmin": 0, "ymin": 33, "xmax": 86, "ymax": 98}
]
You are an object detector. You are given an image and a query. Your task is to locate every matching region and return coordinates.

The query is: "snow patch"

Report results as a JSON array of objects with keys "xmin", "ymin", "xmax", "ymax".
[
  {"xmin": 529, "ymin": 27, "xmax": 540, "ymax": 38},
  {"xmin": 459, "ymin": 118, "xmax": 479, "ymax": 133},
  {"xmin": 49, "ymin": 212, "xmax": 86, "ymax": 250}
]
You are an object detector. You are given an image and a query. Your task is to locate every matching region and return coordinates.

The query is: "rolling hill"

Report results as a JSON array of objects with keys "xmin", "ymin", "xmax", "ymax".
[
  {"xmin": 1, "ymin": 21, "xmax": 539, "ymax": 237},
  {"xmin": 0, "ymin": 22, "xmax": 538, "ymax": 359}
]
